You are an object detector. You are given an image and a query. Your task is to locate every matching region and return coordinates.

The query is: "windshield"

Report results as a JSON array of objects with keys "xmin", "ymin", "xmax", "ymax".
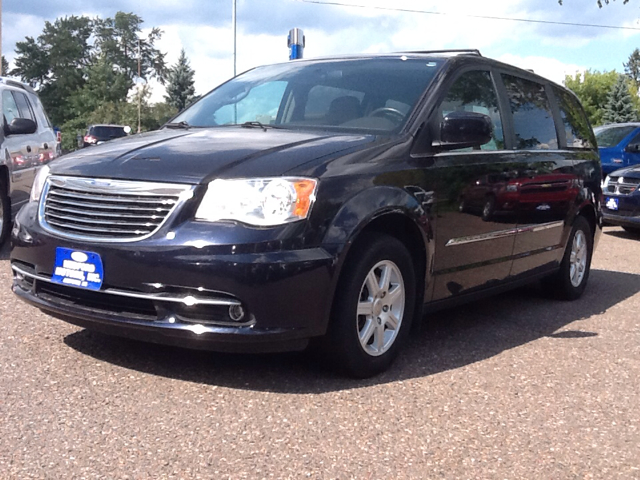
[
  {"xmin": 171, "ymin": 57, "xmax": 444, "ymax": 133},
  {"xmin": 595, "ymin": 125, "xmax": 637, "ymax": 147}
]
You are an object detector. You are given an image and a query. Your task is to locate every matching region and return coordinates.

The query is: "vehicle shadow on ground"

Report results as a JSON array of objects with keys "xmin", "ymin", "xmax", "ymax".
[
  {"xmin": 0, "ymin": 241, "xmax": 10, "ymax": 260},
  {"xmin": 64, "ymin": 268, "xmax": 640, "ymax": 393},
  {"xmin": 605, "ymin": 229, "xmax": 640, "ymax": 240}
]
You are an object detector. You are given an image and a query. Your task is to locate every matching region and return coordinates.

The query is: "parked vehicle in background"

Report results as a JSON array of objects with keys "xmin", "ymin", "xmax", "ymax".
[
  {"xmin": 602, "ymin": 165, "xmax": 640, "ymax": 234},
  {"xmin": 0, "ymin": 77, "xmax": 58, "ymax": 245},
  {"xmin": 594, "ymin": 123, "xmax": 640, "ymax": 175},
  {"xmin": 11, "ymin": 51, "xmax": 602, "ymax": 377},
  {"xmin": 82, "ymin": 124, "xmax": 131, "ymax": 147}
]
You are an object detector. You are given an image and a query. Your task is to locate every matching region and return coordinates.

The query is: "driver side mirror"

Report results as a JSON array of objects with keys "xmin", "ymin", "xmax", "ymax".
[
  {"xmin": 436, "ymin": 111, "xmax": 493, "ymax": 151},
  {"xmin": 625, "ymin": 143, "xmax": 640, "ymax": 153},
  {"xmin": 5, "ymin": 118, "xmax": 37, "ymax": 136}
]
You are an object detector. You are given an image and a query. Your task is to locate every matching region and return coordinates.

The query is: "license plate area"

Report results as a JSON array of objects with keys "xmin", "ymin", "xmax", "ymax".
[
  {"xmin": 605, "ymin": 197, "xmax": 619, "ymax": 211},
  {"xmin": 51, "ymin": 248, "xmax": 104, "ymax": 290}
]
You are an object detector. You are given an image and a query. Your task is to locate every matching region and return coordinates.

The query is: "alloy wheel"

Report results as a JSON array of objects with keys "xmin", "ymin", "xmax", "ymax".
[{"xmin": 355, "ymin": 260, "xmax": 405, "ymax": 357}]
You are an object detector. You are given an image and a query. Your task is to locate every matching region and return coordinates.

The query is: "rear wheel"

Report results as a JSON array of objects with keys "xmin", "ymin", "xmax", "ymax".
[
  {"xmin": 0, "ymin": 179, "xmax": 10, "ymax": 246},
  {"xmin": 543, "ymin": 216, "xmax": 593, "ymax": 300},
  {"xmin": 321, "ymin": 233, "xmax": 416, "ymax": 378}
]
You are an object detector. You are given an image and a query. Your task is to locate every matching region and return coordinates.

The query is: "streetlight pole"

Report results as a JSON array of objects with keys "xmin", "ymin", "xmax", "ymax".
[
  {"xmin": 232, "ymin": 0, "xmax": 237, "ymax": 123},
  {"xmin": 0, "ymin": 0, "xmax": 3, "ymax": 76},
  {"xmin": 137, "ymin": 38, "xmax": 141, "ymax": 134},
  {"xmin": 232, "ymin": 0, "xmax": 236, "ymax": 77}
]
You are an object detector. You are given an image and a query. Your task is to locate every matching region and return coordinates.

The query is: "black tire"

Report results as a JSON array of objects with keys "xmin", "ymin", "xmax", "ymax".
[
  {"xmin": 622, "ymin": 226, "xmax": 640, "ymax": 235},
  {"xmin": 542, "ymin": 216, "xmax": 593, "ymax": 301},
  {"xmin": 320, "ymin": 233, "xmax": 416, "ymax": 378},
  {"xmin": 481, "ymin": 196, "xmax": 495, "ymax": 221},
  {"xmin": 0, "ymin": 179, "xmax": 10, "ymax": 247}
]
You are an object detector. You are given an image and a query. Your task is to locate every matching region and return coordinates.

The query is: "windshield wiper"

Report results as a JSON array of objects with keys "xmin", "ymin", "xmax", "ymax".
[
  {"xmin": 241, "ymin": 121, "xmax": 283, "ymax": 131},
  {"xmin": 165, "ymin": 121, "xmax": 191, "ymax": 129}
]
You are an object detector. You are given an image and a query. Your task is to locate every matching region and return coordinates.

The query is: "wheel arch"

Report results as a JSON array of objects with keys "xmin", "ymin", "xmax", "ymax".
[{"xmin": 322, "ymin": 186, "xmax": 432, "ymax": 331}]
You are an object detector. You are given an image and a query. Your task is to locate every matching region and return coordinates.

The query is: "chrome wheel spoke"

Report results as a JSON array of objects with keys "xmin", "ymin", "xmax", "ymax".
[
  {"xmin": 386, "ymin": 312, "xmax": 400, "ymax": 330},
  {"xmin": 356, "ymin": 259, "xmax": 406, "ymax": 357},
  {"xmin": 359, "ymin": 318, "xmax": 375, "ymax": 347},
  {"xmin": 373, "ymin": 324, "xmax": 385, "ymax": 352},
  {"xmin": 357, "ymin": 300, "xmax": 374, "ymax": 316},
  {"xmin": 386, "ymin": 284, "xmax": 402, "ymax": 306},
  {"xmin": 379, "ymin": 265, "xmax": 391, "ymax": 294},
  {"xmin": 569, "ymin": 230, "xmax": 587, "ymax": 287},
  {"xmin": 365, "ymin": 270, "xmax": 381, "ymax": 297}
]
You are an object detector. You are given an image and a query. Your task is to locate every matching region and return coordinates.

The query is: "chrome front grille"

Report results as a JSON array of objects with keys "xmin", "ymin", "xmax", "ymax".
[
  {"xmin": 605, "ymin": 176, "xmax": 640, "ymax": 196},
  {"xmin": 40, "ymin": 176, "xmax": 195, "ymax": 242}
]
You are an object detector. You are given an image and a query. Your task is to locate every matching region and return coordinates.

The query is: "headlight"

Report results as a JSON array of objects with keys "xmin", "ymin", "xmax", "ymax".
[
  {"xmin": 30, "ymin": 165, "xmax": 50, "ymax": 202},
  {"xmin": 195, "ymin": 177, "xmax": 318, "ymax": 226}
]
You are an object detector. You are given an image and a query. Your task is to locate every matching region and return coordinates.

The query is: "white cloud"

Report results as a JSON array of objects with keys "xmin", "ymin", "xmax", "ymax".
[{"xmin": 496, "ymin": 53, "xmax": 587, "ymax": 85}]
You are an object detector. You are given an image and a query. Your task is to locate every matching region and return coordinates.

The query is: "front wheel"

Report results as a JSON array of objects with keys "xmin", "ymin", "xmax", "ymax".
[
  {"xmin": 0, "ymin": 180, "xmax": 10, "ymax": 246},
  {"xmin": 542, "ymin": 216, "xmax": 593, "ymax": 300},
  {"xmin": 321, "ymin": 233, "xmax": 416, "ymax": 378}
]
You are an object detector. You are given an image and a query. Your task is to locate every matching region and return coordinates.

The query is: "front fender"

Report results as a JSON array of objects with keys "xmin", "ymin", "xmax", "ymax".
[{"xmin": 322, "ymin": 186, "xmax": 428, "ymax": 246}]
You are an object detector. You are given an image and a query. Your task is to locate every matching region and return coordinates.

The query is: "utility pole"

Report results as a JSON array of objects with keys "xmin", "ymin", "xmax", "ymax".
[
  {"xmin": 137, "ymin": 38, "xmax": 141, "ymax": 134},
  {"xmin": 0, "ymin": 0, "xmax": 3, "ymax": 76},
  {"xmin": 232, "ymin": 0, "xmax": 237, "ymax": 123}
]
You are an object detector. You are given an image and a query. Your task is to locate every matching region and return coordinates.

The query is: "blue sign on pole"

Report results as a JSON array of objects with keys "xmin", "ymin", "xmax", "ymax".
[{"xmin": 287, "ymin": 28, "xmax": 305, "ymax": 60}]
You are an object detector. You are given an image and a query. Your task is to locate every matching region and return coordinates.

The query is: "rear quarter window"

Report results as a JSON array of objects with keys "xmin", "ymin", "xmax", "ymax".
[
  {"xmin": 552, "ymin": 86, "xmax": 595, "ymax": 149},
  {"xmin": 502, "ymin": 74, "xmax": 558, "ymax": 150}
]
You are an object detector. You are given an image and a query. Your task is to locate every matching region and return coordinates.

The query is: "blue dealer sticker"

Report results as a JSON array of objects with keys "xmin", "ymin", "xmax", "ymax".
[{"xmin": 51, "ymin": 248, "xmax": 104, "ymax": 290}]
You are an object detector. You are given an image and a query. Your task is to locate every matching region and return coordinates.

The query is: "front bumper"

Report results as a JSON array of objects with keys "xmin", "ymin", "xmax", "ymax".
[
  {"xmin": 602, "ymin": 193, "xmax": 640, "ymax": 228},
  {"xmin": 11, "ymin": 203, "xmax": 337, "ymax": 353}
]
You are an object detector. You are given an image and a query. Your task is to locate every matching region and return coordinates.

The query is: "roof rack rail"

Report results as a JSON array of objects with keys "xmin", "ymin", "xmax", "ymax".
[
  {"xmin": 399, "ymin": 49, "xmax": 482, "ymax": 56},
  {"xmin": 0, "ymin": 77, "xmax": 36, "ymax": 94}
]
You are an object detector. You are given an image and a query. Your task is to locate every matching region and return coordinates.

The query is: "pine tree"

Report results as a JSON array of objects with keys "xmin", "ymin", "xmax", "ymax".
[
  {"xmin": 603, "ymin": 75, "xmax": 638, "ymax": 124},
  {"xmin": 164, "ymin": 49, "xmax": 196, "ymax": 112},
  {"xmin": 624, "ymin": 48, "xmax": 640, "ymax": 90}
]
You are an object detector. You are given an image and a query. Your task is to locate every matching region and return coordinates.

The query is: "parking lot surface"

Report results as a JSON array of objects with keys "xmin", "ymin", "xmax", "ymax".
[{"xmin": 1, "ymin": 227, "xmax": 639, "ymax": 479}]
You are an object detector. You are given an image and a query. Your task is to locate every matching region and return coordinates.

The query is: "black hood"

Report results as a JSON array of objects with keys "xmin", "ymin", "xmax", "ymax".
[{"xmin": 50, "ymin": 127, "xmax": 375, "ymax": 184}]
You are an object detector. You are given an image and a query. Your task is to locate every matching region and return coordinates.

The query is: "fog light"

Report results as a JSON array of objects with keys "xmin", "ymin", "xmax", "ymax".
[{"xmin": 229, "ymin": 305, "xmax": 245, "ymax": 322}]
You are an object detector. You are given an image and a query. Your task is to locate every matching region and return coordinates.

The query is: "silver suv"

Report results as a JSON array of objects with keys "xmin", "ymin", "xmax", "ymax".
[{"xmin": 0, "ymin": 77, "xmax": 58, "ymax": 245}]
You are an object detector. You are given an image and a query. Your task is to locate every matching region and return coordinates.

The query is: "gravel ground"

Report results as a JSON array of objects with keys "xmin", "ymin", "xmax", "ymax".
[{"xmin": 1, "ymin": 227, "xmax": 639, "ymax": 479}]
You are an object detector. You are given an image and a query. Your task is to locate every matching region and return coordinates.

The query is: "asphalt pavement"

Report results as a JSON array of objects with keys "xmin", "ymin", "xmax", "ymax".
[{"xmin": 1, "ymin": 227, "xmax": 639, "ymax": 479}]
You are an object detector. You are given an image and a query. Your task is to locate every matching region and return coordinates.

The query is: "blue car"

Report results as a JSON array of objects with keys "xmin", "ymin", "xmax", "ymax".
[
  {"xmin": 595, "ymin": 122, "xmax": 640, "ymax": 175},
  {"xmin": 603, "ymin": 165, "xmax": 640, "ymax": 234}
]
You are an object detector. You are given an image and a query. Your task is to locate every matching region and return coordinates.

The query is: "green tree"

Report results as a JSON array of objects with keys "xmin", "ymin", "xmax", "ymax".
[
  {"xmin": 603, "ymin": 75, "xmax": 638, "ymax": 123},
  {"xmin": 93, "ymin": 12, "xmax": 166, "ymax": 87},
  {"xmin": 164, "ymin": 49, "xmax": 196, "ymax": 111},
  {"xmin": 12, "ymin": 16, "xmax": 94, "ymax": 126},
  {"xmin": 11, "ymin": 12, "xmax": 165, "ymax": 127},
  {"xmin": 564, "ymin": 70, "xmax": 620, "ymax": 126},
  {"xmin": 624, "ymin": 48, "xmax": 640, "ymax": 90},
  {"xmin": 1, "ymin": 56, "xmax": 9, "ymax": 75}
]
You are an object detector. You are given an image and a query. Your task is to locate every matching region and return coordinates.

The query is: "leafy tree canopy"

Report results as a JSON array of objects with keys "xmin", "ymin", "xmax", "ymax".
[{"xmin": 11, "ymin": 12, "xmax": 165, "ymax": 127}]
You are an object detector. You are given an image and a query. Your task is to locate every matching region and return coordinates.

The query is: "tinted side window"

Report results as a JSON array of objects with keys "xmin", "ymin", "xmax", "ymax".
[
  {"xmin": 14, "ymin": 92, "xmax": 36, "ymax": 122},
  {"xmin": 2, "ymin": 90, "xmax": 19, "ymax": 124},
  {"xmin": 502, "ymin": 75, "xmax": 558, "ymax": 150},
  {"xmin": 439, "ymin": 70, "xmax": 504, "ymax": 151},
  {"xmin": 552, "ymin": 86, "xmax": 594, "ymax": 149}
]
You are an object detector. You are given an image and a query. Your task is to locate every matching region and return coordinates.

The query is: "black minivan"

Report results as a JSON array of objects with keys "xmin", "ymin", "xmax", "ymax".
[{"xmin": 11, "ymin": 51, "xmax": 602, "ymax": 377}]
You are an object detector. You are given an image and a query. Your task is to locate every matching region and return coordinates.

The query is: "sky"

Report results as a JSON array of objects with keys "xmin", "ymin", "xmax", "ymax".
[{"xmin": 4, "ymin": 0, "xmax": 640, "ymax": 102}]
